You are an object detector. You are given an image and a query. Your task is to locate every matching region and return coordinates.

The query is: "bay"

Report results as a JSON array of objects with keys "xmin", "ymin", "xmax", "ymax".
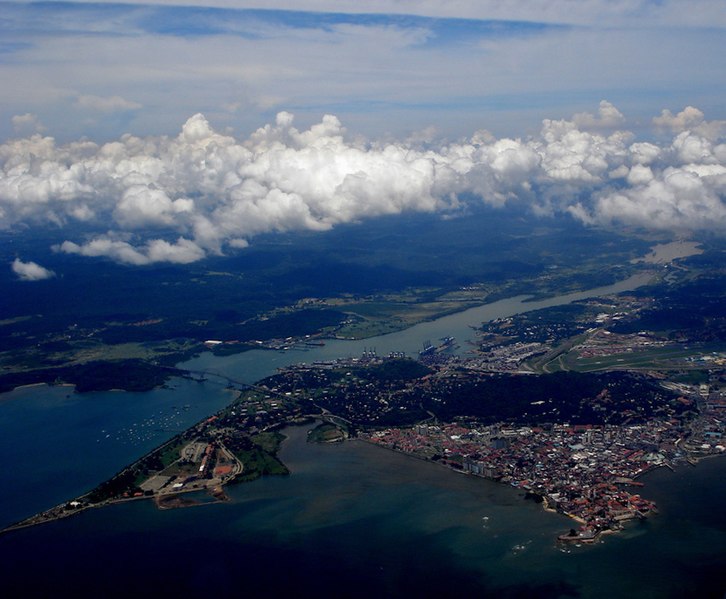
[
  {"xmin": 3, "ymin": 263, "xmax": 724, "ymax": 597},
  {"xmin": 0, "ymin": 270, "xmax": 656, "ymax": 529},
  {"xmin": 1, "ymin": 422, "xmax": 724, "ymax": 598},
  {"xmin": 0, "ymin": 379, "xmax": 237, "ymax": 527}
]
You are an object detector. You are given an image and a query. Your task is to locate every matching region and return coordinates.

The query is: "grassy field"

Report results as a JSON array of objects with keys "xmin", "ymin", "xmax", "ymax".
[
  {"xmin": 231, "ymin": 447, "xmax": 289, "ymax": 482},
  {"xmin": 307, "ymin": 422, "xmax": 347, "ymax": 443},
  {"xmin": 530, "ymin": 333, "xmax": 589, "ymax": 374},
  {"xmin": 330, "ymin": 297, "xmax": 483, "ymax": 339},
  {"xmin": 541, "ymin": 342, "xmax": 726, "ymax": 373},
  {"xmin": 251, "ymin": 431, "xmax": 286, "ymax": 454}
]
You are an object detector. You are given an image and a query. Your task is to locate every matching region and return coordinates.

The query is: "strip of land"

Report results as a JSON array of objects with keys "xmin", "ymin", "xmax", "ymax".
[{"xmin": 4, "ymin": 352, "xmax": 723, "ymax": 544}]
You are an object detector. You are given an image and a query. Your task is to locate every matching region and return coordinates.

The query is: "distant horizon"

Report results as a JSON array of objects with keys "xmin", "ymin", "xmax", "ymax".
[
  {"xmin": 1, "ymin": 1, "xmax": 725, "ymax": 273},
  {"xmin": 1, "ymin": 1, "xmax": 725, "ymax": 142},
  {"xmin": 2, "ymin": 101, "xmax": 725, "ymax": 275}
]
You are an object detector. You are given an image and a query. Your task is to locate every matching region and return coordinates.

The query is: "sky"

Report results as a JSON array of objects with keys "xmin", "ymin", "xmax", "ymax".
[{"xmin": 1, "ymin": 1, "xmax": 725, "ymax": 273}]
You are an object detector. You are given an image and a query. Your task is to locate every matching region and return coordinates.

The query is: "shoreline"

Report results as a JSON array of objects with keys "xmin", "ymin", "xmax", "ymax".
[
  {"xmin": 360, "ymin": 437, "xmax": 600, "ymax": 541},
  {"xmin": 0, "ymin": 241, "xmax": 709, "ymax": 539},
  {"xmin": 5, "ymin": 420, "xmax": 721, "ymax": 541},
  {"xmin": 1, "ymin": 260, "xmax": 662, "ymax": 399}
]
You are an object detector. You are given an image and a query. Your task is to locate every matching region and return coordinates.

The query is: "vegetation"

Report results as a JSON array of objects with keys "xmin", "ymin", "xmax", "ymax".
[
  {"xmin": 358, "ymin": 358, "xmax": 431, "ymax": 382},
  {"xmin": 267, "ymin": 364, "xmax": 683, "ymax": 428},
  {"xmin": 0, "ymin": 210, "xmax": 650, "ymax": 385},
  {"xmin": 86, "ymin": 470, "xmax": 139, "ymax": 504},
  {"xmin": 611, "ymin": 274, "xmax": 726, "ymax": 341},
  {"xmin": 230, "ymin": 447, "xmax": 289, "ymax": 482},
  {"xmin": 307, "ymin": 423, "xmax": 347, "ymax": 443},
  {"xmin": 421, "ymin": 371, "xmax": 680, "ymax": 425},
  {"xmin": 0, "ymin": 359, "xmax": 175, "ymax": 394},
  {"xmin": 226, "ymin": 433, "xmax": 289, "ymax": 483},
  {"xmin": 251, "ymin": 431, "xmax": 287, "ymax": 454}
]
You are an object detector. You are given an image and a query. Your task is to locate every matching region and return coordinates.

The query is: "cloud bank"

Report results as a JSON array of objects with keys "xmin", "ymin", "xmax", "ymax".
[
  {"xmin": 1, "ymin": 102, "xmax": 724, "ymax": 265},
  {"xmin": 11, "ymin": 258, "xmax": 56, "ymax": 281}
]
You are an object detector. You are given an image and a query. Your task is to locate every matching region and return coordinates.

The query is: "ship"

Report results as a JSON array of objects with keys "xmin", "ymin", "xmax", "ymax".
[
  {"xmin": 437, "ymin": 336, "xmax": 457, "ymax": 351},
  {"xmin": 419, "ymin": 336, "xmax": 458, "ymax": 357},
  {"xmin": 419, "ymin": 340, "xmax": 436, "ymax": 356}
]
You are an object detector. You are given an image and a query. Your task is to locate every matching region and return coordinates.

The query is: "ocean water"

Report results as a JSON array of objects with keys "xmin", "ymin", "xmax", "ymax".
[
  {"xmin": 1, "ymin": 423, "xmax": 724, "ymax": 598},
  {"xmin": 1, "ymin": 268, "xmax": 724, "ymax": 597},
  {"xmin": 0, "ymin": 378, "xmax": 236, "ymax": 527}
]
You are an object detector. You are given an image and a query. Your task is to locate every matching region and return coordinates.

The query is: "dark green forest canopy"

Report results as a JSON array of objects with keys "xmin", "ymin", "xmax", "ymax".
[
  {"xmin": 0, "ymin": 210, "xmax": 649, "ymax": 351},
  {"xmin": 265, "ymin": 362, "xmax": 682, "ymax": 427},
  {"xmin": 421, "ymin": 371, "xmax": 680, "ymax": 425},
  {"xmin": 0, "ymin": 360, "xmax": 174, "ymax": 394},
  {"xmin": 611, "ymin": 273, "xmax": 726, "ymax": 341}
]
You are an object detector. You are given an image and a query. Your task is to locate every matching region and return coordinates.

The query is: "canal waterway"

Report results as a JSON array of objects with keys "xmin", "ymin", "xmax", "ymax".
[
  {"xmin": 181, "ymin": 271, "xmax": 655, "ymax": 383},
  {"xmin": 0, "ymin": 269, "xmax": 666, "ymax": 528},
  {"xmin": 0, "ymin": 259, "xmax": 723, "ymax": 597}
]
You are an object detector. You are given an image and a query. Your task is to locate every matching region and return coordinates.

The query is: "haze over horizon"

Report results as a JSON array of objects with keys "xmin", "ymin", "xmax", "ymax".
[{"xmin": 2, "ymin": 1, "xmax": 725, "ymax": 274}]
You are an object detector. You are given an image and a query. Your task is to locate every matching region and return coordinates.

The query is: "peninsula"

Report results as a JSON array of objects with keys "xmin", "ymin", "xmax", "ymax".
[
  {"xmin": 4, "ymin": 240, "xmax": 723, "ymax": 542},
  {"xmin": 5, "ymin": 352, "xmax": 723, "ymax": 543}
]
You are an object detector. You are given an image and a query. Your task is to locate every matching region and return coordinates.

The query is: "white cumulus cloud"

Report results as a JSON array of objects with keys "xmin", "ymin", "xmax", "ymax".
[
  {"xmin": 57, "ymin": 236, "xmax": 205, "ymax": 266},
  {"xmin": 11, "ymin": 113, "xmax": 45, "ymax": 135},
  {"xmin": 11, "ymin": 258, "xmax": 55, "ymax": 281},
  {"xmin": 1, "ymin": 103, "xmax": 725, "ymax": 265}
]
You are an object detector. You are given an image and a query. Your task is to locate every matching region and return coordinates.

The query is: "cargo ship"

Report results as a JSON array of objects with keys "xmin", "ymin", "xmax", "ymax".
[
  {"xmin": 419, "ymin": 336, "xmax": 457, "ymax": 357},
  {"xmin": 419, "ymin": 340, "xmax": 436, "ymax": 356}
]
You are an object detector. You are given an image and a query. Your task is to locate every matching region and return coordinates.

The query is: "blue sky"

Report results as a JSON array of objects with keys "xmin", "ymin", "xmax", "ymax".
[
  {"xmin": 2, "ymin": 1, "xmax": 724, "ymax": 141},
  {"xmin": 1, "ymin": 2, "xmax": 725, "ymax": 270}
]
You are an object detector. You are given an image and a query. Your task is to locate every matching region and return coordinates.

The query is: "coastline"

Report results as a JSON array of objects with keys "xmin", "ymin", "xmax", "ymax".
[{"xmin": 0, "ymin": 242, "xmax": 712, "ymax": 540}]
